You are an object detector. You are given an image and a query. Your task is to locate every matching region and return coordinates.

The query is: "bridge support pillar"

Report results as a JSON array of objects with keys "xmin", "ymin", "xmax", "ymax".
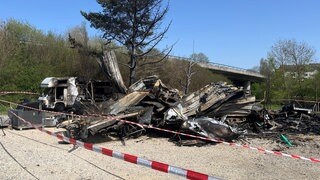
[{"xmin": 244, "ymin": 81, "xmax": 251, "ymax": 94}]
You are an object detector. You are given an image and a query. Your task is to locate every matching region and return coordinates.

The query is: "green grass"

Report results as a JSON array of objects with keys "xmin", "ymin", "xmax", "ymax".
[
  {"xmin": 268, "ymin": 104, "xmax": 282, "ymax": 111},
  {"xmin": 0, "ymin": 95, "xmax": 23, "ymax": 114},
  {"xmin": 0, "ymin": 104, "xmax": 10, "ymax": 115}
]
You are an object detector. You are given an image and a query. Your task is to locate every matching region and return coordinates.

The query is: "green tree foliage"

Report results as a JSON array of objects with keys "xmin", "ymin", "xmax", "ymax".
[
  {"xmin": 68, "ymin": 23, "xmax": 103, "ymax": 80},
  {"xmin": 0, "ymin": 19, "xmax": 100, "ymax": 94},
  {"xmin": 252, "ymin": 39, "xmax": 318, "ymax": 107},
  {"xmin": 81, "ymin": 0, "xmax": 171, "ymax": 85},
  {"xmin": 268, "ymin": 39, "xmax": 315, "ymax": 99}
]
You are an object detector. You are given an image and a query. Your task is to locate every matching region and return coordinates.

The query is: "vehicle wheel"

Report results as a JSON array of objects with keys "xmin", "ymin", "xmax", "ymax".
[
  {"xmin": 72, "ymin": 101, "xmax": 85, "ymax": 115},
  {"xmin": 54, "ymin": 103, "xmax": 65, "ymax": 112}
]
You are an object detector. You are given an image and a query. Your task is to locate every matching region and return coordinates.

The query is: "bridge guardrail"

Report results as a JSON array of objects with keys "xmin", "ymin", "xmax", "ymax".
[{"xmin": 167, "ymin": 55, "xmax": 265, "ymax": 78}]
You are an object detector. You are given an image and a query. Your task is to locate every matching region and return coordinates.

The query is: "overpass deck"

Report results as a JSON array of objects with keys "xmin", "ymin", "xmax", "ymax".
[{"xmin": 168, "ymin": 55, "xmax": 265, "ymax": 82}]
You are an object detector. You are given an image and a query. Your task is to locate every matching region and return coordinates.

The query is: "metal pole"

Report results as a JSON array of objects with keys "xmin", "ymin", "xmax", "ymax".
[
  {"xmin": 317, "ymin": 86, "xmax": 319, "ymax": 112},
  {"xmin": 316, "ymin": 85, "xmax": 318, "ymax": 112}
]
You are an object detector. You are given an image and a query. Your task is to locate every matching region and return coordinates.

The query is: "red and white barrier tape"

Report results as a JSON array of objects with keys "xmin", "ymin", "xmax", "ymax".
[
  {"xmin": 1, "ymin": 99, "xmax": 320, "ymax": 164},
  {"xmin": 108, "ymin": 118, "xmax": 320, "ymax": 163},
  {"xmin": 8, "ymin": 110, "xmax": 219, "ymax": 180},
  {"xmin": 0, "ymin": 91, "xmax": 39, "ymax": 95}
]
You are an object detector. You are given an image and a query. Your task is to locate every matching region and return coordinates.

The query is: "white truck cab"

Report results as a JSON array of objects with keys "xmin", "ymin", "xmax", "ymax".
[{"xmin": 38, "ymin": 77, "xmax": 78, "ymax": 112}]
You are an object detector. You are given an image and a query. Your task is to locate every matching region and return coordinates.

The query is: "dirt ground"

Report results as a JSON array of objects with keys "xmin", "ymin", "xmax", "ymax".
[{"xmin": 0, "ymin": 125, "xmax": 319, "ymax": 180}]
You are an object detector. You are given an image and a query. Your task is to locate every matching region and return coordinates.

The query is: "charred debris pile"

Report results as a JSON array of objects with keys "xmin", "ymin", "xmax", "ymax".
[
  {"xmin": 54, "ymin": 75, "xmax": 252, "ymax": 145},
  {"xmin": 12, "ymin": 51, "xmax": 320, "ymax": 146},
  {"xmin": 245, "ymin": 103, "xmax": 320, "ymax": 137}
]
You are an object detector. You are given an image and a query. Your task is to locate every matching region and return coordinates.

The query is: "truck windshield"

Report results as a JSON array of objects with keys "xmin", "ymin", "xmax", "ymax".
[{"xmin": 42, "ymin": 88, "xmax": 53, "ymax": 96}]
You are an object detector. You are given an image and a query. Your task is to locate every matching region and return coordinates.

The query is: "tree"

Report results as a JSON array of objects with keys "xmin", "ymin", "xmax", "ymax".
[
  {"xmin": 68, "ymin": 23, "xmax": 102, "ymax": 79},
  {"xmin": 81, "ymin": 0, "xmax": 171, "ymax": 85},
  {"xmin": 269, "ymin": 39, "xmax": 315, "ymax": 84},
  {"xmin": 189, "ymin": 52, "xmax": 210, "ymax": 63},
  {"xmin": 69, "ymin": 22, "xmax": 89, "ymax": 47},
  {"xmin": 268, "ymin": 39, "xmax": 316, "ymax": 99},
  {"xmin": 182, "ymin": 60, "xmax": 196, "ymax": 95},
  {"xmin": 179, "ymin": 52, "xmax": 209, "ymax": 95},
  {"xmin": 259, "ymin": 57, "xmax": 275, "ymax": 108}
]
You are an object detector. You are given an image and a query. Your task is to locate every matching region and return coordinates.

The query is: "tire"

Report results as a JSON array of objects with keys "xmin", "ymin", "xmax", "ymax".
[
  {"xmin": 54, "ymin": 103, "xmax": 65, "ymax": 112},
  {"xmin": 71, "ymin": 101, "xmax": 85, "ymax": 115}
]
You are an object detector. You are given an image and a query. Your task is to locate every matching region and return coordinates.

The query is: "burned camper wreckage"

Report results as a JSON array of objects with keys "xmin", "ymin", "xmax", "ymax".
[
  {"xmin": 35, "ymin": 75, "xmax": 254, "ymax": 144},
  {"xmin": 38, "ymin": 77, "xmax": 116, "ymax": 112}
]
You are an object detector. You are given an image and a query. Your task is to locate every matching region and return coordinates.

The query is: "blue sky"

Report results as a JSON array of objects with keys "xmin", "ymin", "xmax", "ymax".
[{"xmin": 1, "ymin": 0, "xmax": 320, "ymax": 69}]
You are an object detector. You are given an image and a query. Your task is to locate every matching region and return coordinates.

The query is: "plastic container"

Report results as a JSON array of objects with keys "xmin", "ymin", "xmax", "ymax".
[{"xmin": 280, "ymin": 134, "xmax": 293, "ymax": 147}]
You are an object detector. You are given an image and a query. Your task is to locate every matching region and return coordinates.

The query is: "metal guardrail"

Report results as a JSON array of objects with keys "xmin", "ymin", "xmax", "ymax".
[{"xmin": 168, "ymin": 55, "xmax": 265, "ymax": 78}]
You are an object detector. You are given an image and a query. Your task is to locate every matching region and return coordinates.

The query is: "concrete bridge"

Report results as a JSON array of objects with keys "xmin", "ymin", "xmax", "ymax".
[
  {"xmin": 197, "ymin": 62, "xmax": 265, "ymax": 90},
  {"xmin": 168, "ymin": 55, "xmax": 265, "ymax": 91}
]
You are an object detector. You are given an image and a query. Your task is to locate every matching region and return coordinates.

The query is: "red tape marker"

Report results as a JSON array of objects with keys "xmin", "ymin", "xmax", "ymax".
[
  {"xmin": 124, "ymin": 154, "xmax": 138, "ymax": 164},
  {"xmin": 0, "ymin": 91, "xmax": 39, "ymax": 95}
]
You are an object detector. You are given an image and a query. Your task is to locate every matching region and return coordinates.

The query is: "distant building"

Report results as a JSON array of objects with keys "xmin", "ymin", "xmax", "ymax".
[
  {"xmin": 283, "ymin": 63, "xmax": 320, "ymax": 79},
  {"xmin": 303, "ymin": 70, "xmax": 318, "ymax": 79}
]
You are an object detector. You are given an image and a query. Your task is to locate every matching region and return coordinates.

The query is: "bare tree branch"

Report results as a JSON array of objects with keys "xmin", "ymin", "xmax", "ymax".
[
  {"xmin": 140, "ymin": 44, "xmax": 173, "ymax": 67},
  {"xmin": 136, "ymin": 22, "xmax": 171, "ymax": 57}
]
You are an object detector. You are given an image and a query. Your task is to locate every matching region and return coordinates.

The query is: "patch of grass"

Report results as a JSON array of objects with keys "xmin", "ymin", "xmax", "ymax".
[
  {"xmin": 268, "ymin": 104, "xmax": 282, "ymax": 111},
  {"xmin": 0, "ymin": 104, "xmax": 10, "ymax": 115},
  {"xmin": 0, "ymin": 95, "xmax": 24, "ymax": 114}
]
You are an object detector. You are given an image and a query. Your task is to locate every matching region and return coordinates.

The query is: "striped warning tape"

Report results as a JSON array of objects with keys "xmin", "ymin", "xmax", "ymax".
[
  {"xmin": 0, "ymin": 91, "xmax": 39, "ymax": 95},
  {"xmin": 0, "ymin": 99, "xmax": 78, "ymax": 117},
  {"xmin": 8, "ymin": 110, "xmax": 219, "ymax": 180},
  {"xmin": 108, "ymin": 118, "xmax": 320, "ymax": 163},
  {"xmin": 1, "ymin": 99, "xmax": 320, "ymax": 164}
]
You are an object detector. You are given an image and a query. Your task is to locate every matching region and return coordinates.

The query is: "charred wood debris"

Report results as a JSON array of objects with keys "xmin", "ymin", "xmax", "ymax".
[{"xmin": 17, "ymin": 51, "xmax": 320, "ymax": 146}]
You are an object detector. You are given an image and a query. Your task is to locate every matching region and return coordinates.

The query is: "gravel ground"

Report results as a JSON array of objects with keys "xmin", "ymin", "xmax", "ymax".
[{"xmin": 0, "ymin": 125, "xmax": 319, "ymax": 180}]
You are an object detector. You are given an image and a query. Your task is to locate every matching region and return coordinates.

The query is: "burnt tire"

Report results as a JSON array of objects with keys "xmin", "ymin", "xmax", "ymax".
[
  {"xmin": 71, "ymin": 101, "xmax": 85, "ymax": 115},
  {"xmin": 54, "ymin": 103, "xmax": 65, "ymax": 112}
]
